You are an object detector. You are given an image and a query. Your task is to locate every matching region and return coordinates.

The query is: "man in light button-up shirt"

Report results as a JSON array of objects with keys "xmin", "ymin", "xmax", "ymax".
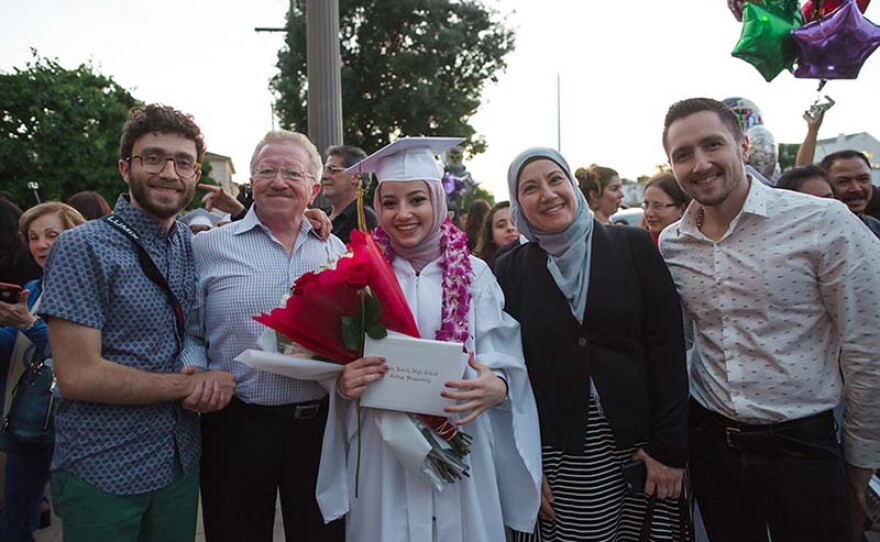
[
  {"xmin": 185, "ymin": 130, "xmax": 346, "ymax": 542},
  {"xmin": 660, "ymin": 98, "xmax": 880, "ymax": 542}
]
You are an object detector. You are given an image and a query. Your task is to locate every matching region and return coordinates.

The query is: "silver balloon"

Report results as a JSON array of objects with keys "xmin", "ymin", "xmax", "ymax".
[{"xmin": 746, "ymin": 125, "xmax": 778, "ymax": 180}]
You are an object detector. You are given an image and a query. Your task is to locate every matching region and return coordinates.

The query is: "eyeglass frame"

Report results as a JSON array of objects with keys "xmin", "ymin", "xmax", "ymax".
[
  {"xmin": 640, "ymin": 201, "xmax": 680, "ymax": 211},
  {"xmin": 323, "ymin": 164, "xmax": 347, "ymax": 175},
  {"xmin": 129, "ymin": 153, "xmax": 200, "ymax": 179},
  {"xmin": 252, "ymin": 165, "xmax": 316, "ymax": 184}
]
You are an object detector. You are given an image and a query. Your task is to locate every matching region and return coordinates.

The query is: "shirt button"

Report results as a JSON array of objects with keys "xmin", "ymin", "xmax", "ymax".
[{"xmin": 578, "ymin": 337, "xmax": 587, "ymax": 347}]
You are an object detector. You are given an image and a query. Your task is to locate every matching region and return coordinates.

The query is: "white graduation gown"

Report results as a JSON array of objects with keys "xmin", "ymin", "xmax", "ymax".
[{"xmin": 317, "ymin": 255, "xmax": 541, "ymax": 542}]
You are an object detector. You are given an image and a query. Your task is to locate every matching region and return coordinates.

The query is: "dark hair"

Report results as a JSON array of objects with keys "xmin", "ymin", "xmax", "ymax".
[
  {"xmin": 464, "ymin": 199, "xmax": 491, "ymax": 253},
  {"xmin": 818, "ymin": 150, "xmax": 871, "ymax": 172},
  {"xmin": 327, "ymin": 145, "xmax": 370, "ymax": 188},
  {"xmin": 119, "ymin": 104, "xmax": 206, "ymax": 162},
  {"xmin": 775, "ymin": 165, "xmax": 833, "ymax": 192},
  {"xmin": 663, "ymin": 98, "xmax": 743, "ymax": 151},
  {"xmin": 326, "ymin": 145, "xmax": 368, "ymax": 168},
  {"xmin": 0, "ymin": 198, "xmax": 31, "ymax": 280},
  {"xmin": 575, "ymin": 165, "xmax": 619, "ymax": 205},
  {"xmin": 474, "ymin": 201, "xmax": 511, "ymax": 262},
  {"xmin": 66, "ymin": 190, "xmax": 112, "ymax": 220},
  {"xmin": 644, "ymin": 173, "xmax": 691, "ymax": 207}
]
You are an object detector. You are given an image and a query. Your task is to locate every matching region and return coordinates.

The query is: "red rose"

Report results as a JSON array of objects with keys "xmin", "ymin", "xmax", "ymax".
[{"xmin": 344, "ymin": 262, "xmax": 370, "ymax": 290}]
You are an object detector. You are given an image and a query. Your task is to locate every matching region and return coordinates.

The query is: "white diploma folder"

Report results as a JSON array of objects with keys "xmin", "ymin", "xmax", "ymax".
[
  {"xmin": 360, "ymin": 332, "xmax": 468, "ymax": 416},
  {"xmin": 234, "ymin": 350, "xmax": 343, "ymax": 382}
]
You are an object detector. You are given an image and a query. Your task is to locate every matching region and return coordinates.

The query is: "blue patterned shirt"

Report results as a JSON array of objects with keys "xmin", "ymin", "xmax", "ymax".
[
  {"xmin": 39, "ymin": 195, "xmax": 200, "ymax": 495},
  {"xmin": 181, "ymin": 206, "xmax": 346, "ymax": 405}
]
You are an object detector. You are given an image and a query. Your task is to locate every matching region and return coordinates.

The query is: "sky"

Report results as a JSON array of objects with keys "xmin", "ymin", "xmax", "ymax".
[{"xmin": 3, "ymin": 0, "xmax": 879, "ymax": 200}]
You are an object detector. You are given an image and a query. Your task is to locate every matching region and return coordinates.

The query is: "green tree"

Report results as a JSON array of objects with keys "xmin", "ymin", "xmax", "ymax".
[
  {"xmin": 272, "ymin": 0, "xmax": 515, "ymax": 156},
  {"xmin": 461, "ymin": 184, "xmax": 496, "ymax": 209},
  {"xmin": 0, "ymin": 51, "xmax": 139, "ymax": 207},
  {"xmin": 778, "ymin": 143, "xmax": 800, "ymax": 172}
]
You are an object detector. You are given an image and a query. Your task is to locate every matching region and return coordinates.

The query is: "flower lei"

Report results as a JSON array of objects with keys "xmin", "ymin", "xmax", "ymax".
[{"xmin": 373, "ymin": 217, "xmax": 472, "ymax": 344}]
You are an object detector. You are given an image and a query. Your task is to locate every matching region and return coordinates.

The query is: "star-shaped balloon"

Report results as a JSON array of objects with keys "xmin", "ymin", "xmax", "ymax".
[
  {"xmin": 792, "ymin": 0, "xmax": 880, "ymax": 79},
  {"xmin": 732, "ymin": 2, "xmax": 802, "ymax": 81}
]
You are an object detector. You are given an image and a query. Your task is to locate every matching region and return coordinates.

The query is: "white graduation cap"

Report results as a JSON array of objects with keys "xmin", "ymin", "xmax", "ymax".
[
  {"xmin": 344, "ymin": 137, "xmax": 465, "ymax": 183},
  {"xmin": 181, "ymin": 208, "xmax": 222, "ymax": 227}
]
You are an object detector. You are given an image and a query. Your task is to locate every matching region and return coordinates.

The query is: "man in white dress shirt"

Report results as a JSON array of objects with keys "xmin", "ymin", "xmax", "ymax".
[{"xmin": 659, "ymin": 98, "xmax": 880, "ymax": 542}]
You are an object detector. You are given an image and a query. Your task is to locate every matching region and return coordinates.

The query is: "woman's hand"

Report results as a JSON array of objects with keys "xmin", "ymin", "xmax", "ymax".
[
  {"xmin": 632, "ymin": 448, "xmax": 683, "ymax": 500},
  {"xmin": 337, "ymin": 356, "xmax": 386, "ymax": 399},
  {"xmin": 442, "ymin": 354, "xmax": 507, "ymax": 426},
  {"xmin": 0, "ymin": 290, "xmax": 36, "ymax": 329},
  {"xmin": 539, "ymin": 474, "xmax": 557, "ymax": 521}
]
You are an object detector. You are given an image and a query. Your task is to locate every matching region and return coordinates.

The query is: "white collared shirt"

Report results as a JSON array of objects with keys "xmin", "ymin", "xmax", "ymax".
[{"xmin": 660, "ymin": 178, "xmax": 880, "ymax": 468}]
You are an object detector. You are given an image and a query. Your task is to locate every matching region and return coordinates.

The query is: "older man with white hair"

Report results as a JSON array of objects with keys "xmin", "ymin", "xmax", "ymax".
[{"xmin": 183, "ymin": 130, "xmax": 346, "ymax": 542}]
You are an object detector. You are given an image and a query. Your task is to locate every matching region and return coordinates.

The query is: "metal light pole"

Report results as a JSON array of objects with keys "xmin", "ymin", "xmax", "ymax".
[{"xmin": 305, "ymin": 0, "xmax": 343, "ymax": 154}]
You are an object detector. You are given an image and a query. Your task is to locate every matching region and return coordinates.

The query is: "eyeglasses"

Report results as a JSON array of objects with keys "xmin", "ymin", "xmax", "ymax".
[
  {"xmin": 323, "ymin": 164, "xmax": 346, "ymax": 174},
  {"xmin": 131, "ymin": 153, "xmax": 199, "ymax": 179},
  {"xmin": 641, "ymin": 201, "xmax": 679, "ymax": 210},
  {"xmin": 253, "ymin": 166, "xmax": 314, "ymax": 183}
]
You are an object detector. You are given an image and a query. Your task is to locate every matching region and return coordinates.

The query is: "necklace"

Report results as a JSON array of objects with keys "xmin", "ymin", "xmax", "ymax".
[
  {"xmin": 374, "ymin": 218, "xmax": 473, "ymax": 344},
  {"xmin": 696, "ymin": 206, "xmax": 704, "ymax": 230}
]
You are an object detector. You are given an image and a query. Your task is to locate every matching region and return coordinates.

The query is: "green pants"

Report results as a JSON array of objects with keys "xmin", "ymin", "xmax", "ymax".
[{"xmin": 51, "ymin": 468, "xmax": 198, "ymax": 542}]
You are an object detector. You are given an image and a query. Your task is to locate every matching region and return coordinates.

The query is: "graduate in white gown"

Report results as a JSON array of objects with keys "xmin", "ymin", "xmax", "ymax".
[{"xmin": 316, "ymin": 138, "xmax": 542, "ymax": 542}]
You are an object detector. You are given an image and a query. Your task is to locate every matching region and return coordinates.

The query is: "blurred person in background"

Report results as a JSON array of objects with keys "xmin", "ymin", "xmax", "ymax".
[
  {"xmin": 321, "ymin": 145, "xmax": 378, "ymax": 244},
  {"xmin": 0, "ymin": 202, "xmax": 86, "ymax": 542},
  {"xmin": 642, "ymin": 173, "xmax": 691, "ymax": 246},
  {"xmin": 463, "ymin": 198, "xmax": 490, "ymax": 253},
  {"xmin": 65, "ymin": 191, "xmax": 112, "ymax": 221},
  {"xmin": 474, "ymin": 201, "xmax": 519, "ymax": 268},
  {"xmin": 775, "ymin": 165, "xmax": 835, "ymax": 199},
  {"xmin": 575, "ymin": 165, "xmax": 623, "ymax": 225},
  {"xmin": 820, "ymin": 151, "xmax": 880, "ymax": 240},
  {"xmin": 0, "ymin": 199, "xmax": 41, "ymax": 288}
]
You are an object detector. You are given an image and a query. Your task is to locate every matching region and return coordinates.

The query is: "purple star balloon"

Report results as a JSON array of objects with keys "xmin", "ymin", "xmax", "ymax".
[{"xmin": 791, "ymin": 0, "xmax": 880, "ymax": 79}]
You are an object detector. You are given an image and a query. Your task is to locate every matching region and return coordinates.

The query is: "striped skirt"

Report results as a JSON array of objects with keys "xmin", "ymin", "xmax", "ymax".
[{"xmin": 512, "ymin": 399, "xmax": 686, "ymax": 542}]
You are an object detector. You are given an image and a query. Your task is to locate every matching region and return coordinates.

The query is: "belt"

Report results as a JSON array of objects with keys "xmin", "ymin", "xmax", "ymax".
[
  {"xmin": 690, "ymin": 400, "xmax": 835, "ymax": 451},
  {"xmin": 231, "ymin": 396, "xmax": 326, "ymax": 420}
]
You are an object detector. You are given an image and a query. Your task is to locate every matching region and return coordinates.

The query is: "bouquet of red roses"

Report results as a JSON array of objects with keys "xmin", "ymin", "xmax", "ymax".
[{"xmin": 252, "ymin": 230, "xmax": 471, "ymax": 489}]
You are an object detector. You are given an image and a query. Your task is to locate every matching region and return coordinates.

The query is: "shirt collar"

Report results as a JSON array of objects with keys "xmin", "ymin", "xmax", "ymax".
[
  {"xmin": 114, "ymin": 195, "xmax": 181, "ymax": 241},
  {"xmin": 235, "ymin": 205, "xmax": 322, "ymax": 241},
  {"xmin": 674, "ymin": 174, "xmax": 771, "ymax": 240}
]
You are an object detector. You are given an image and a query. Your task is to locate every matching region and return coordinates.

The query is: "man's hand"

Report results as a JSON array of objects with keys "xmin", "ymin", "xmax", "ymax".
[
  {"xmin": 181, "ymin": 367, "xmax": 235, "ymax": 413},
  {"xmin": 845, "ymin": 463, "xmax": 875, "ymax": 542},
  {"xmin": 442, "ymin": 354, "xmax": 507, "ymax": 426},
  {"xmin": 632, "ymin": 448, "xmax": 683, "ymax": 500},
  {"xmin": 199, "ymin": 184, "xmax": 246, "ymax": 216},
  {"xmin": 0, "ymin": 289, "xmax": 36, "ymax": 329},
  {"xmin": 305, "ymin": 208, "xmax": 332, "ymax": 241}
]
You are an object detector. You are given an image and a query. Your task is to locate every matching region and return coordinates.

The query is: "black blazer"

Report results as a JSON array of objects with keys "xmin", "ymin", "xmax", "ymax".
[{"xmin": 495, "ymin": 222, "xmax": 688, "ymax": 467}]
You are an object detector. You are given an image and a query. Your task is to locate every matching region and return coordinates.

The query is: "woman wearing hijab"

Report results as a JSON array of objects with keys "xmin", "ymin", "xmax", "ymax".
[
  {"xmin": 497, "ymin": 148, "xmax": 689, "ymax": 541},
  {"xmin": 317, "ymin": 138, "xmax": 541, "ymax": 542}
]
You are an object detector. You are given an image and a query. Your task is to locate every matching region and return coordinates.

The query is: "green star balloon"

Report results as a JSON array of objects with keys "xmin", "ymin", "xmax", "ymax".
[{"xmin": 732, "ymin": 2, "xmax": 802, "ymax": 82}]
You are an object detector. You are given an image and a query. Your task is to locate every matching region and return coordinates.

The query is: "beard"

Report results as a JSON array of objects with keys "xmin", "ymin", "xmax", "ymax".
[{"xmin": 128, "ymin": 172, "xmax": 195, "ymax": 220}]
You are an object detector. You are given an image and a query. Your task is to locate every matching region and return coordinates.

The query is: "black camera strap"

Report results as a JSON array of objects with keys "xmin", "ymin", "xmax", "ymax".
[{"xmin": 103, "ymin": 214, "xmax": 185, "ymax": 347}]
